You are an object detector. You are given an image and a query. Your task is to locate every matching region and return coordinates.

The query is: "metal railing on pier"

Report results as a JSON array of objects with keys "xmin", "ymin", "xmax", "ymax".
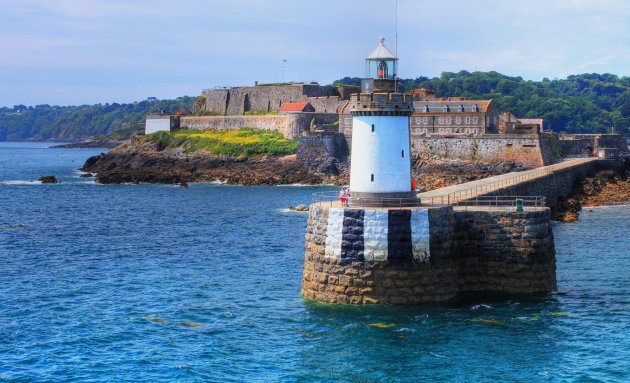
[
  {"xmin": 454, "ymin": 196, "xmax": 547, "ymax": 211},
  {"xmin": 312, "ymin": 192, "xmax": 424, "ymax": 209},
  {"xmin": 311, "ymin": 192, "xmax": 546, "ymax": 211}
]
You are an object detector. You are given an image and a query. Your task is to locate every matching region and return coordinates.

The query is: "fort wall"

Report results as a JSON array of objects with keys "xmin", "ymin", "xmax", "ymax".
[
  {"xmin": 180, "ymin": 113, "xmax": 339, "ymax": 140},
  {"xmin": 195, "ymin": 84, "xmax": 342, "ymax": 116},
  {"xmin": 559, "ymin": 134, "xmax": 628, "ymax": 156},
  {"xmin": 411, "ymin": 134, "xmax": 561, "ymax": 166}
]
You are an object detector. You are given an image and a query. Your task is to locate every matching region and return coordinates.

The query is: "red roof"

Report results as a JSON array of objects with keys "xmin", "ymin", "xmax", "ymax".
[{"xmin": 279, "ymin": 102, "xmax": 310, "ymax": 112}]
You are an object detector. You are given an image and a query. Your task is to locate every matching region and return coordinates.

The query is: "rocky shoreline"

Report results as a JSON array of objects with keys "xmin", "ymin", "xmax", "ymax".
[
  {"xmin": 52, "ymin": 139, "xmax": 125, "ymax": 149},
  {"xmin": 555, "ymin": 164, "xmax": 630, "ymax": 222},
  {"xmin": 81, "ymin": 136, "xmax": 348, "ymax": 185}
]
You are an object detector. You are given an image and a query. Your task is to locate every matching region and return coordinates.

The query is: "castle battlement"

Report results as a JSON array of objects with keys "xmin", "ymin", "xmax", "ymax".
[{"xmin": 349, "ymin": 92, "xmax": 414, "ymax": 116}]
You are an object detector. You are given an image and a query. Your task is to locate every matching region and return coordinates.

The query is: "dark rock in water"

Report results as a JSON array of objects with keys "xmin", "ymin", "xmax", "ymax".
[
  {"xmin": 288, "ymin": 204, "xmax": 309, "ymax": 212},
  {"xmin": 38, "ymin": 176, "xmax": 58, "ymax": 184},
  {"xmin": 80, "ymin": 173, "xmax": 95, "ymax": 178},
  {"xmin": 82, "ymin": 153, "xmax": 106, "ymax": 169},
  {"xmin": 0, "ymin": 224, "xmax": 30, "ymax": 232},
  {"xmin": 178, "ymin": 180, "xmax": 189, "ymax": 188}
]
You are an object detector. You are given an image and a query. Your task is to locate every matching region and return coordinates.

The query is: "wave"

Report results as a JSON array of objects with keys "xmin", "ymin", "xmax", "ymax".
[
  {"xmin": 0, "ymin": 180, "xmax": 43, "ymax": 185},
  {"xmin": 586, "ymin": 202, "xmax": 630, "ymax": 209},
  {"xmin": 277, "ymin": 183, "xmax": 313, "ymax": 187}
]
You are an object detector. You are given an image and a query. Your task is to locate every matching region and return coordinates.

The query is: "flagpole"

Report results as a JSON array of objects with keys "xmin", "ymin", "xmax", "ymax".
[{"xmin": 395, "ymin": 0, "xmax": 398, "ymax": 93}]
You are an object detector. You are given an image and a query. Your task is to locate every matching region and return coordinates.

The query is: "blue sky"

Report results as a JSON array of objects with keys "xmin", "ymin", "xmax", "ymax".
[{"xmin": 1, "ymin": 0, "xmax": 629, "ymax": 106}]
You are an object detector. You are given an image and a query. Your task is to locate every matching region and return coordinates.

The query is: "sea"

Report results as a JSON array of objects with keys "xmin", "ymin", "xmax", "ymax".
[{"xmin": 0, "ymin": 141, "xmax": 628, "ymax": 383}]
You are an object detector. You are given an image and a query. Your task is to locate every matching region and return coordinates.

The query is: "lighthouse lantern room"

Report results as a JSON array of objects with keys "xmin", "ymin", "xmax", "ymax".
[{"xmin": 366, "ymin": 37, "xmax": 398, "ymax": 80}]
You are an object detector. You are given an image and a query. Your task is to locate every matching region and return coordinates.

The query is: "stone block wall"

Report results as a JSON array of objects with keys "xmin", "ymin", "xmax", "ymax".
[
  {"xmin": 559, "ymin": 134, "xmax": 628, "ymax": 156},
  {"xmin": 302, "ymin": 206, "xmax": 459, "ymax": 304},
  {"xmin": 195, "ymin": 84, "xmax": 342, "ymax": 116},
  {"xmin": 297, "ymin": 133, "xmax": 348, "ymax": 160},
  {"xmin": 180, "ymin": 113, "xmax": 338, "ymax": 140},
  {"xmin": 455, "ymin": 210, "xmax": 556, "ymax": 295},
  {"xmin": 301, "ymin": 205, "xmax": 556, "ymax": 304},
  {"xmin": 410, "ymin": 134, "xmax": 561, "ymax": 166},
  {"xmin": 306, "ymin": 97, "xmax": 347, "ymax": 114}
]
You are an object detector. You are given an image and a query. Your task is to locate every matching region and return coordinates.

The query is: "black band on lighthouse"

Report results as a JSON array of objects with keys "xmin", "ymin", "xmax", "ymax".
[{"xmin": 341, "ymin": 209, "xmax": 365, "ymax": 263}]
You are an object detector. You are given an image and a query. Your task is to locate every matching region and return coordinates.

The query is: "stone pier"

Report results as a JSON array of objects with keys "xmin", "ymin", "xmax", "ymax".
[{"xmin": 301, "ymin": 205, "xmax": 555, "ymax": 304}]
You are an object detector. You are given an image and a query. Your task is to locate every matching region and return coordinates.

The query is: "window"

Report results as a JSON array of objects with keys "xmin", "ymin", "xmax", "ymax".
[
  {"xmin": 471, "ymin": 104, "xmax": 479, "ymax": 112},
  {"xmin": 423, "ymin": 105, "xmax": 430, "ymax": 113},
  {"xmin": 457, "ymin": 104, "xmax": 464, "ymax": 112},
  {"xmin": 473, "ymin": 117, "xmax": 479, "ymax": 124},
  {"xmin": 371, "ymin": 174, "xmax": 374, "ymax": 182},
  {"xmin": 442, "ymin": 105, "xmax": 449, "ymax": 112},
  {"xmin": 447, "ymin": 117, "xmax": 452, "ymax": 125},
  {"xmin": 456, "ymin": 117, "xmax": 461, "ymax": 124},
  {"xmin": 371, "ymin": 124, "xmax": 375, "ymax": 132},
  {"xmin": 465, "ymin": 116, "xmax": 471, "ymax": 124}
]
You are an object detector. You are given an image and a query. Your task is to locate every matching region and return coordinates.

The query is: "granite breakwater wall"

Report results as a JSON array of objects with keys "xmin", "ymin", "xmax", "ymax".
[{"xmin": 302, "ymin": 205, "xmax": 555, "ymax": 304}]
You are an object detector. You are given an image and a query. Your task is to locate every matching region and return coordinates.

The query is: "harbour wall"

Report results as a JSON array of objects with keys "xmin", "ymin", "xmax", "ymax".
[{"xmin": 302, "ymin": 205, "xmax": 555, "ymax": 304}]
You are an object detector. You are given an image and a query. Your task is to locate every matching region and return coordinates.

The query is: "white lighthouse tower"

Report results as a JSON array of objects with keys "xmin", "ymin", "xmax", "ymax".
[{"xmin": 349, "ymin": 38, "xmax": 417, "ymax": 206}]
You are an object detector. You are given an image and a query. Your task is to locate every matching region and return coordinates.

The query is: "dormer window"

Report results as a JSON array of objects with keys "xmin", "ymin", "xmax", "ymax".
[
  {"xmin": 442, "ymin": 105, "xmax": 449, "ymax": 112},
  {"xmin": 457, "ymin": 105, "xmax": 464, "ymax": 112},
  {"xmin": 423, "ymin": 105, "xmax": 429, "ymax": 113},
  {"xmin": 471, "ymin": 104, "xmax": 479, "ymax": 112}
]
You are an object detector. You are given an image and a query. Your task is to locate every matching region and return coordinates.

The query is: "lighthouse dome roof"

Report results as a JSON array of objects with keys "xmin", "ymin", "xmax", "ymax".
[{"xmin": 366, "ymin": 37, "xmax": 397, "ymax": 60}]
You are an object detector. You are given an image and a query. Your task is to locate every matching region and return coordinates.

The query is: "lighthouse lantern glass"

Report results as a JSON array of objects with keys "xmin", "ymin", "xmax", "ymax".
[{"xmin": 366, "ymin": 58, "xmax": 397, "ymax": 80}]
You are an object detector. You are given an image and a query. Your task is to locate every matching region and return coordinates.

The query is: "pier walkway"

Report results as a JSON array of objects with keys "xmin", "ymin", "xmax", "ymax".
[{"xmin": 418, "ymin": 158, "xmax": 597, "ymax": 205}]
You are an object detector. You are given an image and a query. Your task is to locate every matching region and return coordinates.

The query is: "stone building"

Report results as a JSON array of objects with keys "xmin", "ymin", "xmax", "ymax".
[
  {"xmin": 145, "ymin": 114, "xmax": 180, "ymax": 134},
  {"xmin": 340, "ymin": 87, "xmax": 500, "ymax": 139},
  {"xmin": 499, "ymin": 112, "xmax": 543, "ymax": 135},
  {"xmin": 410, "ymin": 99, "xmax": 499, "ymax": 136}
]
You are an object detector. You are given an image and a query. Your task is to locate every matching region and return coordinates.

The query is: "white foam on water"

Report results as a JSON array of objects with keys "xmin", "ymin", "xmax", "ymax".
[
  {"xmin": 586, "ymin": 203, "xmax": 630, "ymax": 209},
  {"xmin": 0, "ymin": 180, "xmax": 43, "ymax": 185},
  {"xmin": 277, "ymin": 183, "xmax": 312, "ymax": 187}
]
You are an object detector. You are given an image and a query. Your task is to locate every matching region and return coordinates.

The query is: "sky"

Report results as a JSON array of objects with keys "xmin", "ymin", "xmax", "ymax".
[{"xmin": 0, "ymin": 0, "xmax": 629, "ymax": 107}]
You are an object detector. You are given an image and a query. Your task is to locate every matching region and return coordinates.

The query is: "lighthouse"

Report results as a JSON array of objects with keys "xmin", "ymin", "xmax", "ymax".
[{"xmin": 349, "ymin": 38, "xmax": 418, "ymax": 206}]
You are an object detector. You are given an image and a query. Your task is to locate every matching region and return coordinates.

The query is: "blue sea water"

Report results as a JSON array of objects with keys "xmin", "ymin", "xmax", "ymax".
[{"xmin": 0, "ymin": 141, "xmax": 628, "ymax": 383}]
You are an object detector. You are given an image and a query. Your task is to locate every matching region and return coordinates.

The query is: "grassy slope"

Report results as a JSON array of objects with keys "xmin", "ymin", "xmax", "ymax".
[{"xmin": 147, "ymin": 128, "xmax": 299, "ymax": 157}]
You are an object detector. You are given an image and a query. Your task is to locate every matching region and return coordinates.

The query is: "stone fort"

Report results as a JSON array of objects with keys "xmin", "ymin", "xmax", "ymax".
[
  {"xmin": 192, "ymin": 83, "xmax": 359, "ymax": 116},
  {"xmin": 150, "ymin": 83, "xmax": 626, "ymax": 167}
]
